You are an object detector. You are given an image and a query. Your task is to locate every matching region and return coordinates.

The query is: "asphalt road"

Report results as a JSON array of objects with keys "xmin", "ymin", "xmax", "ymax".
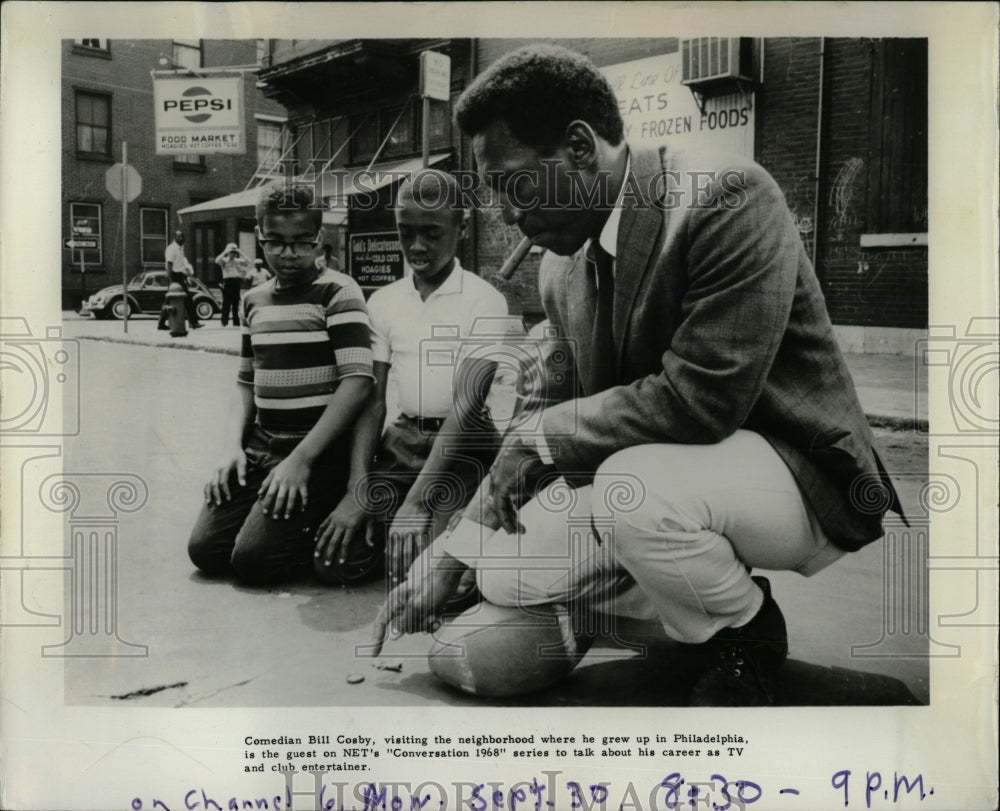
[{"xmin": 57, "ymin": 336, "xmax": 930, "ymax": 707}]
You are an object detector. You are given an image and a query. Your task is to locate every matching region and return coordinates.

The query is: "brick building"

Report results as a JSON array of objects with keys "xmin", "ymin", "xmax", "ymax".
[
  {"xmin": 247, "ymin": 38, "xmax": 927, "ymax": 351},
  {"xmin": 61, "ymin": 38, "xmax": 287, "ymax": 309}
]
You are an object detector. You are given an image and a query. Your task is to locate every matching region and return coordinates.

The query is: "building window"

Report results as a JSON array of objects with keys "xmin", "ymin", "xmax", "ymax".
[
  {"xmin": 73, "ymin": 38, "xmax": 110, "ymax": 53},
  {"xmin": 140, "ymin": 208, "xmax": 169, "ymax": 266},
  {"xmin": 423, "ymin": 101, "xmax": 451, "ymax": 151},
  {"xmin": 173, "ymin": 153, "xmax": 204, "ymax": 169},
  {"xmin": 257, "ymin": 118, "xmax": 288, "ymax": 175},
  {"xmin": 866, "ymin": 39, "xmax": 928, "ymax": 234},
  {"xmin": 75, "ymin": 91, "xmax": 111, "ymax": 157},
  {"xmin": 350, "ymin": 105, "xmax": 419, "ymax": 163},
  {"xmin": 350, "ymin": 112, "xmax": 379, "ymax": 163},
  {"xmin": 172, "ymin": 39, "xmax": 202, "ymax": 70},
  {"xmin": 69, "ymin": 202, "xmax": 102, "ymax": 266},
  {"xmin": 381, "ymin": 103, "xmax": 416, "ymax": 158}
]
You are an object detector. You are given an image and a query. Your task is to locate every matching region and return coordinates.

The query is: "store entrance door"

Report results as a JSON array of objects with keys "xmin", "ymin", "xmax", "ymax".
[{"xmin": 192, "ymin": 222, "xmax": 223, "ymax": 285}]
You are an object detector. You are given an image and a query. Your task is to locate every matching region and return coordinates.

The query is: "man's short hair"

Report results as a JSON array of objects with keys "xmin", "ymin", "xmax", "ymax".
[
  {"xmin": 396, "ymin": 169, "xmax": 467, "ymax": 222},
  {"xmin": 455, "ymin": 44, "xmax": 625, "ymax": 151},
  {"xmin": 255, "ymin": 184, "xmax": 323, "ymax": 231}
]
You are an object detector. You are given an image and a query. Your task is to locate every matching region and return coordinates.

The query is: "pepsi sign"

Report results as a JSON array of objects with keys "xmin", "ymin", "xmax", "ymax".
[{"xmin": 153, "ymin": 77, "xmax": 245, "ymax": 155}]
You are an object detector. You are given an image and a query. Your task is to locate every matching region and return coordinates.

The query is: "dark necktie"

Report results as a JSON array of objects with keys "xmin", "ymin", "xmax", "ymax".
[{"xmin": 586, "ymin": 241, "xmax": 616, "ymax": 394}]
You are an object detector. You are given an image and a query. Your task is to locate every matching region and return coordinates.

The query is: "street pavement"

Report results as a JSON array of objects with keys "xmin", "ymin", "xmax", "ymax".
[{"xmin": 54, "ymin": 312, "xmax": 929, "ymax": 706}]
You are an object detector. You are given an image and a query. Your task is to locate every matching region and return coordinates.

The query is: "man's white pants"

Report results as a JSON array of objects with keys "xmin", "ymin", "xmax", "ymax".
[{"xmin": 467, "ymin": 431, "xmax": 844, "ymax": 644}]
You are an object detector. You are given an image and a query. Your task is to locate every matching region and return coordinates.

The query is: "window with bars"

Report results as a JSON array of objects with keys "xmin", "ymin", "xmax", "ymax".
[
  {"xmin": 866, "ymin": 39, "xmax": 928, "ymax": 234},
  {"xmin": 350, "ymin": 112, "xmax": 379, "ymax": 163},
  {"xmin": 380, "ymin": 103, "xmax": 416, "ymax": 158},
  {"xmin": 73, "ymin": 38, "xmax": 110, "ymax": 52},
  {"xmin": 349, "ymin": 103, "xmax": 443, "ymax": 163},
  {"xmin": 140, "ymin": 208, "xmax": 169, "ymax": 266},
  {"xmin": 75, "ymin": 91, "xmax": 111, "ymax": 156},
  {"xmin": 172, "ymin": 39, "xmax": 202, "ymax": 70},
  {"xmin": 257, "ymin": 119, "xmax": 288, "ymax": 175},
  {"xmin": 69, "ymin": 202, "xmax": 102, "ymax": 266},
  {"xmin": 173, "ymin": 153, "xmax": 204, "ymax": 168}
]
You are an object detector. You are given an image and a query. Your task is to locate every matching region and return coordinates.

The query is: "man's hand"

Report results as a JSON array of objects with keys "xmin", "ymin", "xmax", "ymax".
[
  {"xmin": 314, "ymin": 490, "xmax": 373, "ymax": 570},
  {"xmin": 386, "ymin": 502, "xmax": 435, "ymax": 585},
  {"xmin": 204, "ymin": 449, "xmax": 248, "ymax": 507},
  {"xmin": 368, "ymin": 548, "xmax": 468, "ymax": 657},
  {"xmin": 488, "ymin": 434, "xmax": 551, "ymax": 535},
  {"xmin": 258, "ymin": 453, "xmax": 312, "ymax": 518}
]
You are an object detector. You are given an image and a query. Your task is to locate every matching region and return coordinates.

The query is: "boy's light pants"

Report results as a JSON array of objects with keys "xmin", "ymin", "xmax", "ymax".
[{"xmin": 444, "ymin": 431, "xmax": 844, "ymax": 644}]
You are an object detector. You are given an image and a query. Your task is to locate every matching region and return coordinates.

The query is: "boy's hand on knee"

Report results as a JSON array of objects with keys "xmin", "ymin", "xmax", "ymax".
[
  {"xmin": 258, "ymin": 454, "xmax": 312, "ymax": 518},
  {"xmin": 386, "ymin": 503, "xmax": 434, "ymax": 586},
  {"xmin": 204, "ymin": 450, "xmax": 247, "ymax": 506},
  {"xmin": 314, "ymin": 492, "xmax": 373, "ymax": 568}
]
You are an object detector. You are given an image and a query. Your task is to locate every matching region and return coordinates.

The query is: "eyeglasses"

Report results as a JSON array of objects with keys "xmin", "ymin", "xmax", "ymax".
[{"xmin": 259, "ymin": 236, "xmax": 320, "ymax": 255}]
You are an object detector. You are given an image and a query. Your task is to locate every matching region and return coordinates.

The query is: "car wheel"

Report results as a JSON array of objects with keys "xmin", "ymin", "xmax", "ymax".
[
  {"xmin": 195, "ymin": 300, "xmax": 215, "ymax": 321},
  {"xmin": 109, "ymin": 298, "xmax": 131, "ymax": 320}
]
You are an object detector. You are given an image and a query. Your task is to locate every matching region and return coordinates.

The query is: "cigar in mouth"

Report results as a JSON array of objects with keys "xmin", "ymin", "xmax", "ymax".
[{"xmin": 497, "ymin": 235, "xmax": 534, "ymax": 280}]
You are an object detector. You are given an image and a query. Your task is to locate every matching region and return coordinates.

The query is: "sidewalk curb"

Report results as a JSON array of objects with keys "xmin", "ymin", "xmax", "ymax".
[
  {"xmin": 76, "ymin": 334, "xmax": 931, "ymax": 433},
  {"xmin": 78, "ymin": 333, "xmax": 240, "ymax": 357}
]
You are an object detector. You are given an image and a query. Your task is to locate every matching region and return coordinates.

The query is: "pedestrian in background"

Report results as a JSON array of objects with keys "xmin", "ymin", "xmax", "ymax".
[
  {"xmin": 215, "ymin": 242, "xmax": 250, "ymax": 327},
  {"xmin": 248, "ymin": 258, "xmax": 271, "ymax": 287},
  {"xmin": 315, "ymin": 242, "xmax": 341, "ymax": 272},
  {"xmin": 158, "ymin": 230, "xmax": 202, "ymax": 330}
]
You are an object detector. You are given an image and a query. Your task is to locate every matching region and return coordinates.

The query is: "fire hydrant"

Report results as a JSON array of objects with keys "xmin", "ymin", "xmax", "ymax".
[{"xmin": 163, "ymin": 282, "xmax": 189, "ymax": 337}]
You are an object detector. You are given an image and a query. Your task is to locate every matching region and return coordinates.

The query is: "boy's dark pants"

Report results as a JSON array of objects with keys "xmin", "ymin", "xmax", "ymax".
[
  {"xmin": 367, "ymin": 413, "xmax": 501, "ymax": 541},
  {"xmin": 188, "ymin": 426, "xmax": 353, "ymax": 585},
  {"xmin": 221, "ymin": 278, "xmax": 242, "ymax": 326}
]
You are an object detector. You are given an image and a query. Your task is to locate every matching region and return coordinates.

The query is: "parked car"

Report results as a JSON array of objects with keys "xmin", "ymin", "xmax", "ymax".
[{"xmin": 81, "ymin": 270, "xmax": 222, "ymax": 320}]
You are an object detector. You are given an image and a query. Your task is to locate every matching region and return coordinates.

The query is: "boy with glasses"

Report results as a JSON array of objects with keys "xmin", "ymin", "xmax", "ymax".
[{"xmin": 187, "ymin": 185, "xmax": 374, "ymax": 586}]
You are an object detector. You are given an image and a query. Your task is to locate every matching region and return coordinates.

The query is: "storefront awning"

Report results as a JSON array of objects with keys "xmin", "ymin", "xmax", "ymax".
[
  {"xmin": 178, "ymin": 186, "xmax": 264, "ymax": 216},
  {"xmin": 178, "ymin": 152, "xmax": 450, "ymax": 217},
  {"xmin": 315, "ymin": 152, "xmax": 450, "ymax": 200}
]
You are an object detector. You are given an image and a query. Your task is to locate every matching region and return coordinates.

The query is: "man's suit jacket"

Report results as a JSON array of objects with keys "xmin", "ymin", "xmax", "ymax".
[{"xmin": 537, "ymin": 146, "xmax": 902, "ymax": 551}]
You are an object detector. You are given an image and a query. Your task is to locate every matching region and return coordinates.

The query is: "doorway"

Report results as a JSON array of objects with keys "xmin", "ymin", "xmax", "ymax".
[{"xmin": 192, "ymin": 222, "xmax": 223, "ymax": 286}]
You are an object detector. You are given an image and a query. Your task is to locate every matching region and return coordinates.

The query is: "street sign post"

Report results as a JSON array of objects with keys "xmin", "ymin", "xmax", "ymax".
[
  {"xmin": 105, "ymin": 162, "xmax": 142, "ymax": 203},
  {"xmin": 64, "ymin": 238, "xmax": 98, "ymax": 250},
  {"xmin": 67, "ymin": 233, "xmax": 98, "ymax": 304},
  {"xmin": 420, "ymin": 51, "xmax": 451, "ymax": 168},
  {"xmin": 106, "ymin": 145, "xmax": 142, "ymax": 332},
  {"xmin": 70, "ymin": 219, "xmax": 99, "ymax": 304}
]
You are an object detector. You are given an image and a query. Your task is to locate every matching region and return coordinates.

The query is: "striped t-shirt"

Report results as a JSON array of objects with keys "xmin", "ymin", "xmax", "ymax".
[{"xmin": 238, "ymin": 269, "xmax": 374, "ymax": 432}]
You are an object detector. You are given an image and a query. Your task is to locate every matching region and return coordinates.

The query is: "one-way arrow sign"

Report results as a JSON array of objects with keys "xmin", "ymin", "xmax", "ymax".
[{"xmin": 65, "ymin": 237, "xmax": 98, "ymax": 250}]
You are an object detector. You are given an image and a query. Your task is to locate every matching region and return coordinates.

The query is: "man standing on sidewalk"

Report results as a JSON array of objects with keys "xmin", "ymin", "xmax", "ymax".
[
  {"xmin": 158, "ymin": 230, "xmax": 202, "ymax": 330},
  {"xmin": 215, "ymin": 242, "xmax": 250, "ymax": 327}
]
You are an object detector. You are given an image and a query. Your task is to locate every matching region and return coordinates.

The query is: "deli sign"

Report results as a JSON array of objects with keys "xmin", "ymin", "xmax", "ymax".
[{"xmin": 153, "ymin": 77, "xmax": 245, "ymax": 155}]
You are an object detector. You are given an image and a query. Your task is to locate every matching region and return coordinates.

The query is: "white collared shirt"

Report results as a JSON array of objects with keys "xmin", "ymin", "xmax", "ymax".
[
  {"xmin": 366, "ymin": 261, "xmax": 514, "ymax": 419},
  {"xmin": 584, "ymin": 152, "xmax": 630, "ymax": 280},
  {"xmin": 165, "ymin": 241, "xmax": 192, "ymax": 274},
  {"xmin": 520, "ymin": 153, "xmax": 631, "ymax": 464}
]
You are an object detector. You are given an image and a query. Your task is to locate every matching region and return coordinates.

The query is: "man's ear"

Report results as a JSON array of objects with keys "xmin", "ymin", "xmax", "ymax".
[{"xmin": 565, "ymin": 120, "xmax": 599, "ymax": 169}]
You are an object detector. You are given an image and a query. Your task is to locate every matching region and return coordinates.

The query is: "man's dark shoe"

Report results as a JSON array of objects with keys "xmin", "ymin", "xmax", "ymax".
[
  {"xmin": 688, "ymin": 576, "xmax": 788, "ymax": 706},
  {"xmin": 190, "ymin": 322, "xmax": 204, "ymax": 329}
]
